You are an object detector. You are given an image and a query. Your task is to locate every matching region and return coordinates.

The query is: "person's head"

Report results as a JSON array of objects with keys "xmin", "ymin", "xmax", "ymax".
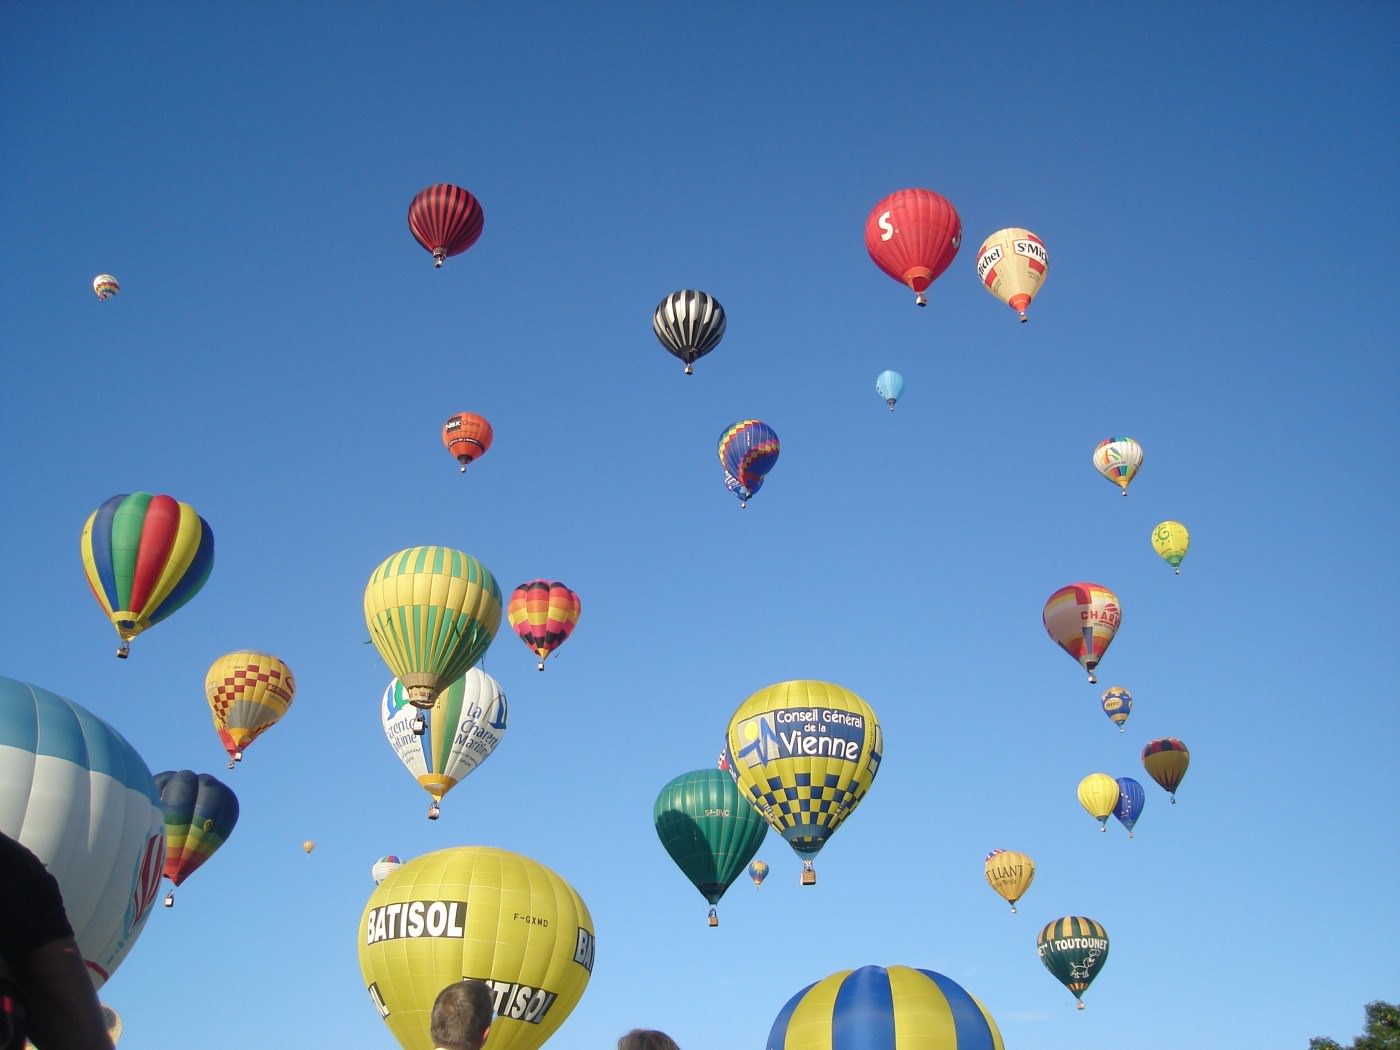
[
  {"xmin": 430, "ymin": 980, "xmax": 493, "ymax": 1050},
  {"xmin": 618, "ymin": 1030, "xmax": 681, "ymax": 1050}
]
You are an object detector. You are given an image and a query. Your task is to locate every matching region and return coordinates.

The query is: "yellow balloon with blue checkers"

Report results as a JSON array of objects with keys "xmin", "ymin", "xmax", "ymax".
[{"xmin": 725, "ymin": 680, "xmax": 882, "ymax": 886}]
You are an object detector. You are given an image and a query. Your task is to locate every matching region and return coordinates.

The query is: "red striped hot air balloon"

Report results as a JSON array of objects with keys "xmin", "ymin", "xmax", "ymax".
[
  {"xmin": 408, "ymin": 184, "xmax": 484, "ymax": 268},
  {"xmin": 507, "ymin": 580, "xmax": 581, "ymax": 670},
  {"xmin": 865, "ymin": 188, "xmax": 962, "ymax": 307}
]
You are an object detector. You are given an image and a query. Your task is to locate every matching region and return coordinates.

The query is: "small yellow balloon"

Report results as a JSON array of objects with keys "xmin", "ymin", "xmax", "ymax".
[
  {"xmin": 358, "ymin": 846, "xmax": 595, "ymax": 1050},
  {"xmin": 1151, "ymin": 520, "xmax": 1190, "ymax": 574},
  {"xmin": 1077, "ymin": 773, "xmax": 1120, "ymax": 831},
  {"xmin": 206, "ymin": 651, "xmax": 295, "ymax": 765},
  {"xmin": 984, "ymin": 849, "xmax": 1035, "ymax": 913},
  {"xmin": 303, "ymin": 840, "xmax": 315, "ymax": 855}
]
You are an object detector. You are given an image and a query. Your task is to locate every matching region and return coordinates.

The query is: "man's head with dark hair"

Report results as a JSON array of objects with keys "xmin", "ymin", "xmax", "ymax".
[
  {"xmin": 618, "ymin": 1030, "xmax": 681, "ymax": 1050},
  {"xmin": 430, "ymin": 980, "xmax": 493, "ymax": 1050}
]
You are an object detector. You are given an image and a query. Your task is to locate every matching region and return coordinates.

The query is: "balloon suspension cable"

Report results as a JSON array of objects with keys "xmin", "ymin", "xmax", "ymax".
[
  {"xmin": 164, "ymin": 891, "xmax": 174, "ymax": 908},
  {"xmin": 428, "ymin": 802, "xmax": 441, "ymax": 820}
]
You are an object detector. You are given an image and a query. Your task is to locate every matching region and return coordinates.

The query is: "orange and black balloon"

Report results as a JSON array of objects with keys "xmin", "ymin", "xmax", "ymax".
[{"xmin": 442, "ymin": 412, "xmax": 493, "ymax": 472}]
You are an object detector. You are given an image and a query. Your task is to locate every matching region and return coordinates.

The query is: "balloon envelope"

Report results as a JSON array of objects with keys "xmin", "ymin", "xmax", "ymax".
[
  {"xmin": 652, "ymin": 289, "xmax": 726, "ymax": 374},
  {"xmin": 1037, "ymin": 916, "xmax": 1110, "ymax": 1008},
  {"xmin": 1042, "ymin": 582, "xmax": 1121, "ymax": 684},
  {"xmin": 358, "ymin": 846, "xmax": 594, "ymax": 1050},
  {"xmin": 381, "ymin": 668, "xmax": 507, "ymax": 813},
  {"xmin": 1092, "ymin": 437, "xmax": 1143, "ymax": 495},
  {"xmin": 1113, "ymin": 777, "xmax": 1146, "ymax": 837},
  {"xmin": 153, "ymin": 770, "xmax": 239, "ymax": 888},
  {"xmin": 1142, "ymin": 738, "xmax": 1190, "ymax": 801},
  {"xmin": 1152, "ymin": 520, "xmax": 1191, "ymax": 573},
  {"xmin": 364, "ymin": 547, "xmax": 502, "ymax": 708},
  {"xmin": 725, "ymin": 680, "xmax": 882, "ymax": 881},
  {"xmin": 718, "ymin": 420, "xmax": 780, "ymax": 506},
  {"xmin": 653, "ymin": 769, "xmax": 768, "ymax": 915},
  {"xmin": 1100, "ymin": 685, "xmax": 1132, "ymax": 731},
  {"xmin": 748, "ymin": 859, "xmax": 769, "ymax": 888},
  {"xmin": 0, "ymin": 678, "xmax": 165, "ymax": 987},
  {"xmin": 875, "ymin": 370, "xmax": 905, "ymax": 410},
  {"xmin": 407, "ymin": 183, "xmax": 483, "ymax": 267},
  {"xmin": 206, "ymin": 651, "xmax": 295, "ymax": 763},
  {"xmin": 506, "ymin": 580, "xmax": 581, "ymax": 670},
  {"xmin": 768, "ymin": 964, "xmax": 1004, "ymax": 1049},
  {"xmin": 80, "ymin": 492, "xmax": 215, "ymax": 657},
  {"xmin": 372, "ymin": 856, "xmax": 403, "ymax": 885},
  {"xmin": 976, "ymin": 227, "xmax": 1049, "ymax": 321},
  {"xmin": 865, "ymin": 188, "xmax": 963, "ymax": 306},
  {"xmin": 984, "ymin": 848, "xmax": 1035, "ymax": 912}
]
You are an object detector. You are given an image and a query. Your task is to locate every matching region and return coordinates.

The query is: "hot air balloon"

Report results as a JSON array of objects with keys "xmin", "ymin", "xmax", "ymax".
[
  {"xmin": 1152, "ymin": 520, "xmax": 1191, "ymax": 574},
  {"xmin": 101, "ymin": 1004, "xmax": 122, "ymax": 1045},
  {"xmin": 1101, "ymin": 685, "xmax": 1132, "ymax": 731},
  {"xmin": 1077, "ymin": 773, "xmax": 1120, "ymax": 831},
  {"xmin": 359, "ymin": 846, "xmax": 594, "ymax": 1050},
  {"xmin": 364, "ymin": 546, "xmax": 502, "ymax": 709},
  {"xmin": 984, "ymin": 848, "xmax": 1035, "ymax": 913},
  {"xmin": 1142, "ymin": 737, "xmax": 1190, "ymax": 802},
  {"xmin": 875, "ymin": 370, "xmax": 904, "ymax": 411},
  {"xmin": 303, "ymin": 840, "xmax": 316, "ymax": 855},
  {"xmin": 718, "ymin": 420, "xmax": 780, "ymax": 509},
  {"xmin": 1038, "ymin": 916, "xmax": 1110, "ymax": 1009},
  {"xmin": 1113, "ymin": 777, "xmax": 1146, "ymax": 838},
  {"xmin": 408, "ymin": 183, "xmax": 484, "ymax": 268},
  {"xmin": 748, "ymin": 859, "xmax": 769, "ymax": 888},
  {"xmin": 382, "ymin": 668, "xmax": 507, "ymax": 820},
  {"xmin": 653, "ymin": 769, "xmax": 768, "ymax": 926},
  {"xmin": 80, "ymin": 492, "xmax": 215, "ymax": 658},
  {"xmin": 0, "ymin": 678, "xmax": 165, "ymax": 988},
  {"xmin": 1043, "ymin": 582, "xmax": 1121, "ymax": 684},
  {"xmin": 1093, "ymin": 436, "xmax": 1143, "ymax": 495},
  {"xmin": 506, "ymin": 580, "xmax": 581, "ymax": 671},
  {"xmin": 206, "ymin": 651, "xmax": 295, "ymax": 768},
  {"xmin": 372, "ymin": 856, "xmax": 403, "ymax": 885},
  {"xmin": 768, "ymin": 965, "xmax": 1004, "ymax": 1049},
  {"xmin": 726, "ymin": 680, "xmax": 882, "ymax": 885},
  {"xmin": 652, "ymin": 289, "xmax": 726, "ymax": 374},
  {"xmin": 976, "ymin": 227, "xmax": 1049, "ymax": 322},
  {"xmin": 153, "ymin": 770, "xmax": 239, "ymax": 907},
  {"xmin": 442, "ymin": 413, "xmax": 494, "ymax": 473},
  {"xmin": 865, "ymin": 188, "xmax": 963, "ymax": 307},
  {"xmin": 93, "ymin": 274, "xmax": 119, "ymax": 301}
]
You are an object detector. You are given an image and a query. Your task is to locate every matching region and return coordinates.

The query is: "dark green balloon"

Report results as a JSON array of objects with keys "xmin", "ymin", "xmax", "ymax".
[
  {"xmin": 653, "ymin": 769, "xmax": 767, "ymax": 908},
  {"xmin": 1037, "ymin": 915, "xmax": 1110, "ymax": 1007}
]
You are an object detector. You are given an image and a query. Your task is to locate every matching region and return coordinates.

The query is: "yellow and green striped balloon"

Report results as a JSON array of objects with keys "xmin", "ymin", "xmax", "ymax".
[{"xmin": 364, "ymin": 546, "xmax": 502, "ymax": 709}]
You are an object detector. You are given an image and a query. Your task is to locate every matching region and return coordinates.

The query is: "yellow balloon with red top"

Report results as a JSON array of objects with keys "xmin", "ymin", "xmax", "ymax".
[{"xmin": 358, "ymin": 846, "xmax": 595, "ymax": 1050}]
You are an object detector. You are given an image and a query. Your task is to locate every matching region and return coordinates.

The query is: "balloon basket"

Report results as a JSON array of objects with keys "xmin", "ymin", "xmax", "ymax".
[
  {"xmin": 427, "ymin": 803, "xmax": 441, "ymax": 820},
  {"xmin": 800, "ymin": 869, "xmax": 816, "ymax": 886},
  {"xmin": 116, "ymin": 642, "xmax": 130, "ymax": 659},
  {"xmin": 164, "ymin": 891, "xmax": 174, "ymax": 908},
  {"xmin": 707, "ymin": 909, "xmax": 718, "ymax": 928}
]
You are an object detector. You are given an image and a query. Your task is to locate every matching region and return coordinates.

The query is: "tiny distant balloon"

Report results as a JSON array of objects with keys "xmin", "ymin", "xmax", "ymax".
[
  {"xmin": 442, "ymin": 412, "xmax": 494, "ymax": 473},
  {"xmin": 748, "ymin": 859, "xmax": 769, "ymax": 888},
  {"xmin": 653, "ymin": 289, "xmax": 726, "ymax": 374},
  {"xmin": 1043, "ymin": 582, "xmax": 1121, "ymax": 684},
  {"xmin": 1142, "ymin": 737, "xmax": 1190, "ymax": 802},
  {"xmin": 93, "ymin": 274, "xmax": 119, "ymax": 301},
  {"xmin": 1038, "ymin": 916, "xmax": 1110, "ymax": 1009},
  {"xmin": 1152, "ymin": 520, "xmax": 1191, "ymax": 574},
  {"xmin": 1093, "ymin": 436, "xmax": 1143, "ymax": 495},
  {"xmin": 408, "ymin": 183, "xmax": 484, "ymax": 268},
  {"xmin": 303, "ymin": 840, "xmax": 315, "ymax": 855},
  {"xmin": 875, "ymin": 370, "xmax": 904, "ymax": 411},
  {"xmin": 865, "ymin": 188, "xmax": 962, "ymax": 307},
  {"xmin": 1077, "ymin": 773, "xmax": 1120, "ymax": 831},
  {"xmin": 372, "ymin": 856, "xmax": 403, "ymax": 885},
  {"xmin": 1113, "ymin": 777, "xmax": 1146, "ymax": 838},
  {"xmin": 984, "ymin": 848, "xmax": 1035, "ymax": 913},
  {"xmin": 976, "ymin": 227, "xmax": 1049, "ymax": 322},
  {"xmin": 1101, "ymin": 685, "xmax": 1132, "ymax": 732}
]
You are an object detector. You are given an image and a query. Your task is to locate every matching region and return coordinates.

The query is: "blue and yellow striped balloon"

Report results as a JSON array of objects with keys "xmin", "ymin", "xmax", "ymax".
[{"xmin": 768, "ymin": 964, "xmax": 1004, "ymax": 1049}]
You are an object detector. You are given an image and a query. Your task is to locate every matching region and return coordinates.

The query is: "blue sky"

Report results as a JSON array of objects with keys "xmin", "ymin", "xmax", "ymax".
[{"xmin": 2, "ymin": 5, "xmax": 1397, "ymax": 1049}]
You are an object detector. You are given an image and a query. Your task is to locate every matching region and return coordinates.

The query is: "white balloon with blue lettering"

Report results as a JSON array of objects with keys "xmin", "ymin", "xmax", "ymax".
[
  {"xmin": 381, "ymin": 667, "xmax": 508, "ymax": 819},
  {"xmin": 0, "ymin": 677, "xmax": 165, "ymax": 988}
]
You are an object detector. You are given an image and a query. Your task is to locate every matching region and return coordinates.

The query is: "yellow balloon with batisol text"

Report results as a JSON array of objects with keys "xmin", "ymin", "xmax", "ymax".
[{"xmin": 358, "ymin": 846, "xmax": 595, "ymax": 1050}]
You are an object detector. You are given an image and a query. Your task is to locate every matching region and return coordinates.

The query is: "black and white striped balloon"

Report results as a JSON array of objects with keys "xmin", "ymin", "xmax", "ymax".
[{"xmin": 652, "ymin": 289, "xmax": 726, "ymax": 374}]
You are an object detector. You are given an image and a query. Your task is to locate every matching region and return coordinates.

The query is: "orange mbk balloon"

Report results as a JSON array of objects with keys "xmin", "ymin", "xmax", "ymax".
[
  {"xmin": 865, "ymin": 188, "xmax": 963, "ymax": 307},
  {"xmin": 442, "ymin": 412, "xmax": 494, "ymax": 472}
]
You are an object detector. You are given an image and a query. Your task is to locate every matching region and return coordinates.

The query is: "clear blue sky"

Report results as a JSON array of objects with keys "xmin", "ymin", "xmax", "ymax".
[{"xmin": 2, "ymin": 5, "xmax": 1397, "ymax": 1049}]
